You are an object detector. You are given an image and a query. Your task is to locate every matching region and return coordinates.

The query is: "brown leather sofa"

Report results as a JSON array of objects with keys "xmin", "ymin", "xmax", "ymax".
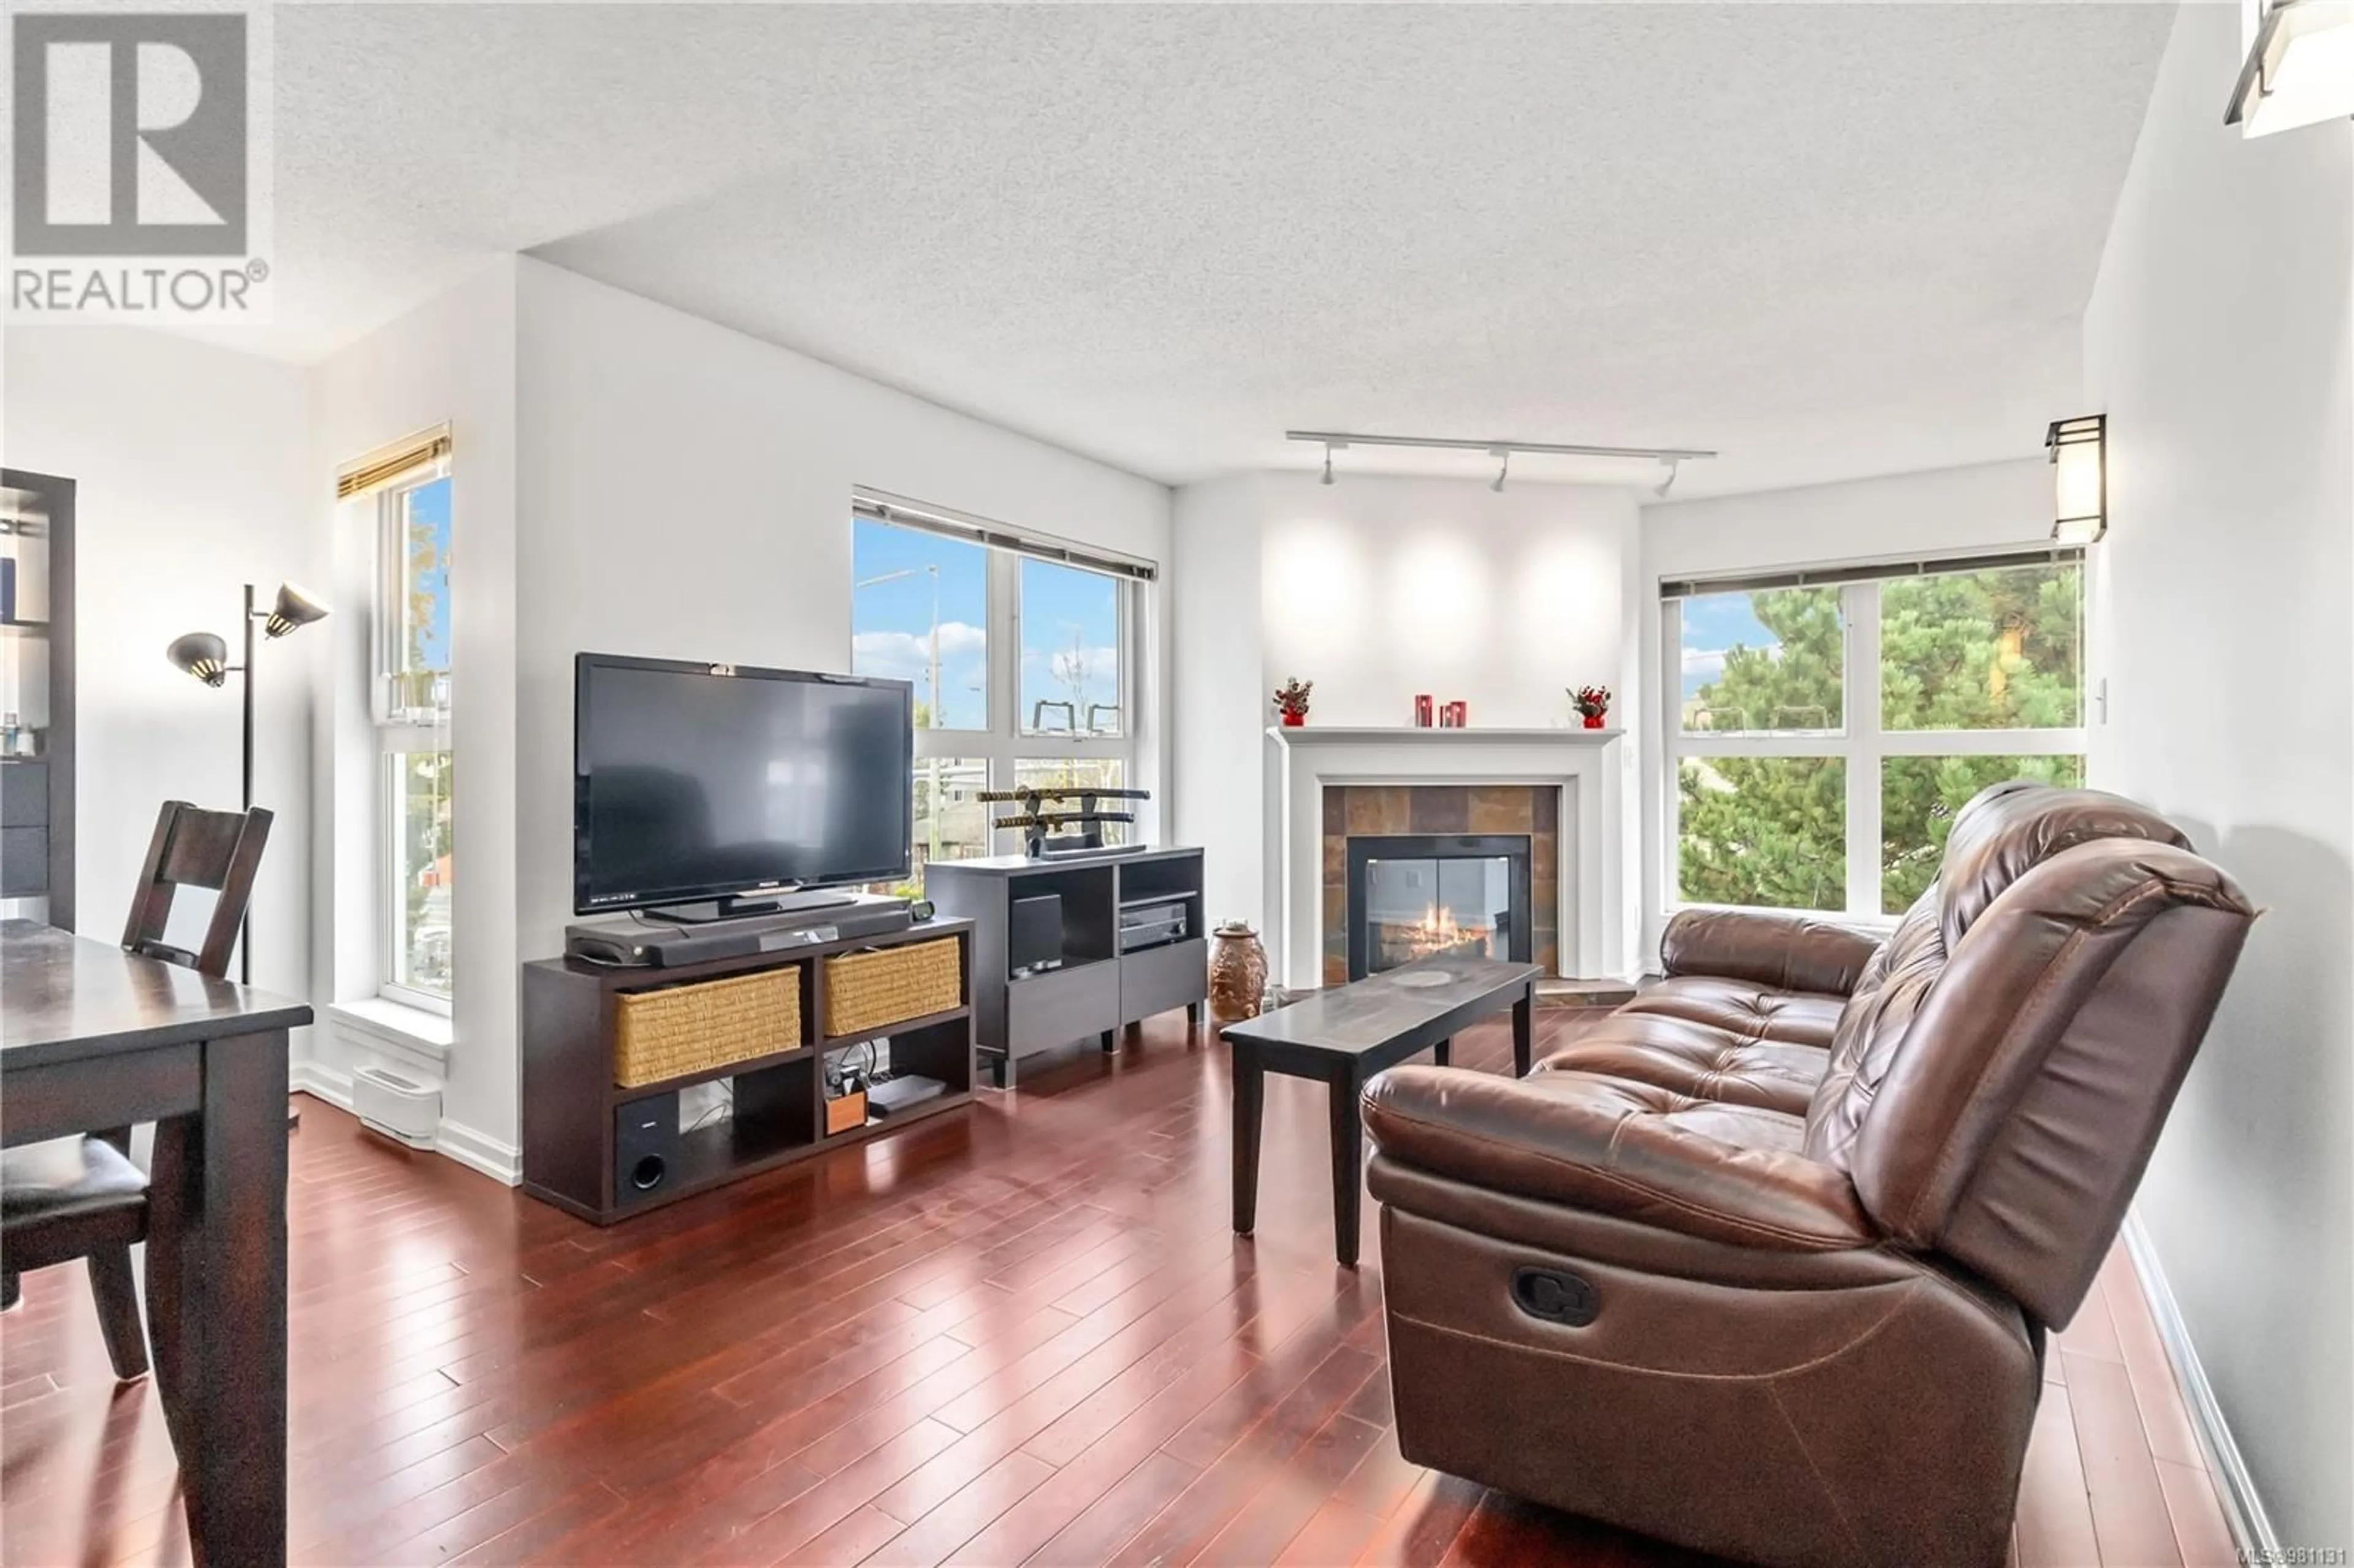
[{"xmin": 1362, "ymin": 783, "xmax": 2255, "ymax": 1568}]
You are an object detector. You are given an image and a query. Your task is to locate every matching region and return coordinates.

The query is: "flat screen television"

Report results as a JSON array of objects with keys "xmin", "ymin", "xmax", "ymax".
[{"xmin": 573, "ymin": 653, "xmax": 913, "ymax": 916}]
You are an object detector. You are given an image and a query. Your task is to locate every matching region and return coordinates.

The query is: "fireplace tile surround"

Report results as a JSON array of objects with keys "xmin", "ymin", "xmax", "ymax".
[
  {"xmin": 1267, "ymin": 725, "xmax": 1629, "ymax": 992},
  {"xmin": 1323, "ymin": 786, "xmax": 1559, "ymax": 985}
]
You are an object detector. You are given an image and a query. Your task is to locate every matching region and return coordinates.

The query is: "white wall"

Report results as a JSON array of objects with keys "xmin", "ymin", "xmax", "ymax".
[
  {"xmin": 2079, "ymin": 1, "xmax": 2353, "ymax": 1547},
  {"xmin": 1170, "ymin": 470, "xmax": 1640, "ymax": 942},
  {"xmin": 1258, "ymin": 474, "xmax": 1636, "ymax": 729},
  {"xmin": 313, "ymin": 261, "xmax": 520, "ymax": 1170},
  {"xmin": 512, "ymin": 255, "xmax": 1173, "ymax": 978},
  {"xmin": 1171, "ymin": 473, "xmax": 1269, "ymax": 931},
  {"xmin": 1634, "ymin": 457, "xmax": 2054, "ymax": 951},
  {"xmin": 1, "ymin": 327, "xmax": 318, "ymax": 1007}
]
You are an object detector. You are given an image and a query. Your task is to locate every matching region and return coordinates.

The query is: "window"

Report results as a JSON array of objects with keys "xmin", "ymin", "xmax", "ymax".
[
  {"xmin": 1018, "ymin": 557, "xmax": 1122, "ymax": 737},
  {"xmin": 849, "ymin": 525, "xmax": 989, "ymax": 731},
  {"xmin": 376, "ymin": 466, "xmax": 453, "ymax": 1006},
  {"xmin": 1010, "ymin": 757, "xmax": 1129, "ymax": 850},
  {"xmin": 851, "ymin": 497, "xmax": 1151, "ymax": 893},
  {"xmin": 1678, "ymin": 585, "xmax": 1843, "ymax": 735},
  {"xmin": 1667, "ymin": 554, "xmax": 2084, "ymax": 920}
]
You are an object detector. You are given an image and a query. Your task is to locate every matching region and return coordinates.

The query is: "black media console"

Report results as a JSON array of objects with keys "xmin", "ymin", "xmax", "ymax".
[{"xmin": 924, "ymin": 846, "xmax": 1207, "ymax": 1087}]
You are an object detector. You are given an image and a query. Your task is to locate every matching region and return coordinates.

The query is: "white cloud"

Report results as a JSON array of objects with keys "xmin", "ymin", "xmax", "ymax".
[
  {"xmin": 1021, "ymin": 644, "xmax": 1119, "ymax": 673},
  {"xmin": 851, "ymin": 620, "xmax": 987, "ymax": 682},
  {"xmin": 1682, "ymin": 646, "xmax": 1728, "ymax": 682}
]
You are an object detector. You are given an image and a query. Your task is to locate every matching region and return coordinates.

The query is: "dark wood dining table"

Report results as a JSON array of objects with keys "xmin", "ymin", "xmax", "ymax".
[{"xmin": 1, "ymin": 918, "xmax": 311, "ymax": 1567}]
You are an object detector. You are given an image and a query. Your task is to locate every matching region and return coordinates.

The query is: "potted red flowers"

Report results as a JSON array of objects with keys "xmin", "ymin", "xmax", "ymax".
[
  {"xmin": 1571, "ymin": 685, "xmax": 1612, "ymax": 729},
  {"xmin": 1273, "ymin": 677, "xmax": 1314, "ymax": 727}
]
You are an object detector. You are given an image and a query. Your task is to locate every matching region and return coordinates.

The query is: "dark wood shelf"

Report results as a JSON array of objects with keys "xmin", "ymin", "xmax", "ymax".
[
  {"xmin": 820, "ymin": 1089, "xmax": 972, "ymax": 1145},
  {"xmin": 522, "ymin": 919, "xmax": 976, "ymax": 1224},
  {"xmin": 1, "ymin": 467, "xmax": 72, "ymax": 928},
  {"xmin": 608, "ymin": 1043, "xmax": 815, "ymax": 1105},
  {"xmin": 818, "ymin": 1003, "xmax": 972, "ymax": 1054}
]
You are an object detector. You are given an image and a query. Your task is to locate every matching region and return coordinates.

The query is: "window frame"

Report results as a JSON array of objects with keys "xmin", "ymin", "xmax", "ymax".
[
  {"xmin": 853, "ymin": 514, "xmax": 1146, "ymax": 866},
  {"xmin": 1663, "ymin": 564, "xmax": 2087, "ymax": 923},
  {"xmin": 373, "ymin": 462, "xmax": 454, "ymax": 1014}
]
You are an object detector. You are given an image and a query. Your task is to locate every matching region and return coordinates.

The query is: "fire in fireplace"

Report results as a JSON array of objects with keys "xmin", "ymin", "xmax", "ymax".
[{"xmin": 1346, "ymin": 834, "xmax": 1533, "ymax": 980}]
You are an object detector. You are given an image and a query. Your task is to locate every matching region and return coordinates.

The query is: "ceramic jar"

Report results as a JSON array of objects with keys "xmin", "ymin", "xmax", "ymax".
[{"xmin": 1207, "ymin": 921, "xmax": 1270, "ymax": 1021}]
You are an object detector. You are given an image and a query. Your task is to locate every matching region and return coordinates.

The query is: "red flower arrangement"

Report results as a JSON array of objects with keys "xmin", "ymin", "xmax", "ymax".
[
  {"xmin": 1571, "ymin": 685, "xmax": 1612, "ymax": 728},
  {"xmin": 1273, "ymin": 677, "xmax": 1314, "ymax": 726}
]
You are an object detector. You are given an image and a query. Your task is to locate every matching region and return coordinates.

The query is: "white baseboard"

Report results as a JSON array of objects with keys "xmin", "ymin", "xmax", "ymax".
[
  {"xmin": 290, "ymin": 1059, "xmax": 520, "ymax": 1187},
  {"xmin": 291, "ymin": 1058, "xmax": 354, "ymax": 1108},
  {"xmin": 433, "ymin": 1118, "xmax": 522, "ymax": 1186},
  {"xmin": 2120, "ymin": 1211, "xmax": 2279, "ymax": 1558}
]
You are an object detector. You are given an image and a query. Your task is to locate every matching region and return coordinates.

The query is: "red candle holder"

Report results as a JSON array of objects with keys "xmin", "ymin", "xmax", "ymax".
[
  {"xmin": 1444, "ymin": 700, "xmax": 1468, "ymax": 727},
  {"xmin": 1414, "ymin": 694, "xmax": 1433, "ymax": 728}
]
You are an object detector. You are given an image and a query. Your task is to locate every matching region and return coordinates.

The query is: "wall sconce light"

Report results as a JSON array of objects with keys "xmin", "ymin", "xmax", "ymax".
[
  {"xmin": 2226, "ymin": 0, "xmax": 2354, "ymax": 138},
  {"xmin": 2047, "ymin": 415, "xmax": 2107, "ymax": 544}
]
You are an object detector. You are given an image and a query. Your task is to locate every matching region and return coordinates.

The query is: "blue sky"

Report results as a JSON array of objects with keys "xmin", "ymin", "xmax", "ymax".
[
  {"xmin": 1016, "ymin": 556, "xmax": 1120, "ymax": 731},
  {"xmin": 1679, "ymin": 590, "xmax": 1775, "ymax": 699},
  {"xmin": 850, "ymin": 521, "xmax": 1120, "ymax": 731},
  {"xmin": 408, "ymin": 476, "xmax": 452, "ymax": 668},
  {"xmin": 852, "ymin": 523, "xmax": 989, "ymax": 726}
]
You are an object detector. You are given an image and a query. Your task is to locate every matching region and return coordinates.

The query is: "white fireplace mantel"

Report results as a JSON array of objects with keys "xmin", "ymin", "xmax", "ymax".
[{"xmin": 1263, "ymin": 726, "xmax": 1629, "ymax": 990}]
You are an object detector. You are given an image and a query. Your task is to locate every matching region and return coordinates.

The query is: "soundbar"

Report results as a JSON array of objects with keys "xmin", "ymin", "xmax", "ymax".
[{"xmin": 565, "ymin": 897, "xmax": 915, "ymax": 968}]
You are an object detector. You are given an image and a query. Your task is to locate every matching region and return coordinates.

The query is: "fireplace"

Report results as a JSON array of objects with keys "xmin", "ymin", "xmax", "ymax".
[{"xmin": 1346, "ymin": 834, "xmax": 1533, "ymax": 980}]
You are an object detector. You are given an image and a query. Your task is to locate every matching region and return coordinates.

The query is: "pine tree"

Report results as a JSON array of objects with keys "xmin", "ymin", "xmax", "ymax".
[{"xmin": 1678, "ymin": 566, "xmax": 2082, "ymax": 913}]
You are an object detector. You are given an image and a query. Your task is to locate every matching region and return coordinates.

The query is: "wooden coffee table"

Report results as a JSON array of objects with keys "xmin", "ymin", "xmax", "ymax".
[{"xmin": 1220, "ymin": 953, "xmax": 1539, "ymax": 1266}]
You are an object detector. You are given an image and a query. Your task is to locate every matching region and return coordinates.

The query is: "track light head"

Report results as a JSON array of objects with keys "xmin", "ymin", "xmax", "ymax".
[
  {"xmin": 1653, "ymin": 459, "xmax": 1683, "ymax": 500},
  {"xmin": 1320, "ymin": 445, "xmax": 1335, "ymax": 486},
  {"xmin": 1490, "ymin": 450, "xmax": 1510, "ymax": 493},
  {"xmin": 167, "ymin": 632, "xmax": 230, "ymax": 687}
]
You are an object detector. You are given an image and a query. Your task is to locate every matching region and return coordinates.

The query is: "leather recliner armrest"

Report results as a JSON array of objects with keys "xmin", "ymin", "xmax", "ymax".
[
  {"xmin": 1660, "ymin": 907, "xmax": 1882, "ymax": 996},
  {"xmin": 1362, "ymin": 1067, "xmax": 1875, "ymax": 1252}
]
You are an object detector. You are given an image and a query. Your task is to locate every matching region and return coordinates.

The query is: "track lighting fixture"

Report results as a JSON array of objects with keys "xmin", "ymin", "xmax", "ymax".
[
  {"xmin": 1286, "ymin": 430, "xmax": 1715, "ymax": 490},
  {"xmin": 1654, "ymin": 459, "xmax": 1682, "ymax": 500}
]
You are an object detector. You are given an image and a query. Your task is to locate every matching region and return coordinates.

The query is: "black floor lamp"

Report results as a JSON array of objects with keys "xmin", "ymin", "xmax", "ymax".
[{"xmin": 166, "ymin": 580, "xmax": 329, "ymax": 985}]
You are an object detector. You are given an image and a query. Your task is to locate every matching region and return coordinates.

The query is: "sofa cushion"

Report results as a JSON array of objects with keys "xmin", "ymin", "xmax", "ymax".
[
  {"xmin": 1659, "ymin": 907, "xmax": 1882, "ymax": 996},
  {"xmin": 1362, "ymin": 1066, "xmax": 1872, "ymax": 1252},
  {"xmin": 1535, "ymin": 1006, "xmax": 1830, "ymax": 1117},
  {"xmin": 1616, "ymin": 975, "xmax": 1846, "ymax": 1049}
]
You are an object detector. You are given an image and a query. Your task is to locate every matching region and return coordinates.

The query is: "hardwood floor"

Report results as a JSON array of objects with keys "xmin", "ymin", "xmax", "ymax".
[{"xmin": 2, "ymin": 1009, "xmax": 2237, "ymax": 1566}]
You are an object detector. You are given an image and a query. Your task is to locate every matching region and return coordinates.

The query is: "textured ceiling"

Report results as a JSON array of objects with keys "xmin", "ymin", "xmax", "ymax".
[{"xmin": 249, "ymin": 3, "xmax": 2174, "ymax": 495}]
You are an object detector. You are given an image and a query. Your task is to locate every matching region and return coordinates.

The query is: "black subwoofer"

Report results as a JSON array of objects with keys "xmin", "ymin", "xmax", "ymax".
[{"xmin": 614, "ymin": 1092, "xmax": 679, "ymax": 1205}]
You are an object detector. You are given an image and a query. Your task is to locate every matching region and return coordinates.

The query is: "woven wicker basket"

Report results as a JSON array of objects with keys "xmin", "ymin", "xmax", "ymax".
[
  {"xmin": 822, "ymin": 938, "xmax": 962, "ymax": 1038},
  {"xmin": 613, "ymin": 967, "xmax": 802, "ymax": 1089}
]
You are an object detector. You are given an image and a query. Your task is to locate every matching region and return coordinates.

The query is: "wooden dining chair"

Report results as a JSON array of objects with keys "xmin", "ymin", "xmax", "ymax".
[{"xmin": 0, "ymin": 802, "xmax": 273, "ymax": 1380}]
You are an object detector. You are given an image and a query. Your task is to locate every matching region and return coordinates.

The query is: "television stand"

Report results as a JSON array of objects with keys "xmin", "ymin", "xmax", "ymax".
[
  {"xmin": 926, "ymin": 847, "xmax": 1207, "ymax": 1088},
  {"xmin": 652, "ymin": 889, "xmax": 857, "ymax": 924}
]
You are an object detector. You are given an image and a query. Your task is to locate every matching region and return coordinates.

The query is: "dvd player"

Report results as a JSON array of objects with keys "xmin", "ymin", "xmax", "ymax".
[
  {"xmin": 867, "ymin": 1075, "xmax": 946, "ymax": 1116},
  {"xmin": 565, "ymin": 898, "xmax": 915, "ymax": 968},
  {"xmin": 1117, "ymin": 897, "xmax": 1189, "ymax": 951}
]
